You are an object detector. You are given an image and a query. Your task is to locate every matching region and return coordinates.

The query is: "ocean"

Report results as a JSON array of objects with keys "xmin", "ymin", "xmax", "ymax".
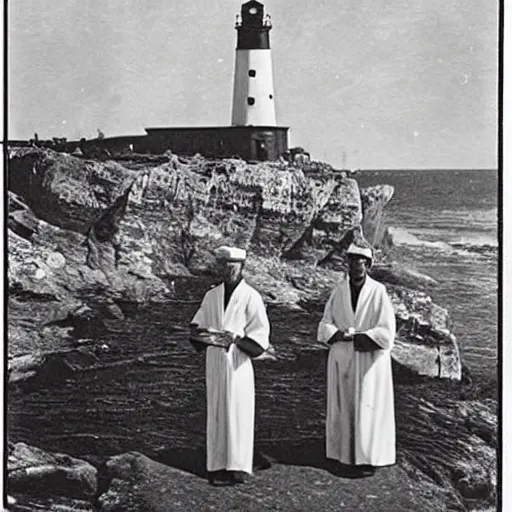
[{"xmin": 355, "ymin": 169, "xmax": 498, "ymax": 380}]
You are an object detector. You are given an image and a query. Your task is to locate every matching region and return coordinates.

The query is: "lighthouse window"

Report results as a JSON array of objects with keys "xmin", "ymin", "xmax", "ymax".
[
  {"xmin": 248, "ymin": 69, "xmax": 256, "ymax": 77},
  {"xmin": 269, "ymin": 94, "xmax": 273, "ymax": 99},
  {"xmin": 247, "ymin": 97, "xmax": 255, "ymax": 105}
]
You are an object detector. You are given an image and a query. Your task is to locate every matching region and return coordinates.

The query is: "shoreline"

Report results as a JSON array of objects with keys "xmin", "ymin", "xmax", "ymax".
[{"xmin": 6, "ymin": 148, "xmax": 497, "ymax": 511}]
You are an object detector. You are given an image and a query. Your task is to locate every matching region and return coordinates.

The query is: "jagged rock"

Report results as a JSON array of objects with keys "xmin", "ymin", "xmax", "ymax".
[
  {"xmin": 7, "ymin": 148, "xmax": 462, "ymax": 382},
  {"xmin": 360, "ymin": 184, "xmax": 394, "ymax": 248},
  {"xmin": 9, "ymin": 348, "xmax": 99, "ymax": 385},
  {"xmin": 8, "ymin": 147, "xmax": 136, "ymax": 234},
  {"xmin": 8, "ymin": 216, "xmax": 169, "ymax": 307},
  {"xmin": 8, "ymin": 229, "xmax": 69, "ymax": 300},
  {"xmin": 8, "ymin": 191, "xmax": 40, "ymax": 240},
  {"xmin": 389, "ymin": 285, "xmax": 461, "ymax": 380},
  {"xmin": 121, "ymin": 156, "xmax": 362, "ymax": 273},
  {"xmin": 8, "ymin": 442, "xmax": 98, "ymax": 499},
  {"xmin": 8, "ymin": 148, "xmax": 363, "ymax": 278},
  {"xmin": 370, "ymin": 264, "xmax": 439, "ymax": 290}
]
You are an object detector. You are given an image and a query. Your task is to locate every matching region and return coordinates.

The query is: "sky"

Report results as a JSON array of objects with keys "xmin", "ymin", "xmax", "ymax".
[{"xmin": 7, "ymin": 0, "xmax": 498, "ymax": 169}]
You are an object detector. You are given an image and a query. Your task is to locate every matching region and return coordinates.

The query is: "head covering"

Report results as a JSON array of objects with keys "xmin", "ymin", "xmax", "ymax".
[
  {"xmin": 346, "ymin": 242, "xmax": 373, "ymax": 266},
  {"xmin": 215, "ymin": 245, "xmax": 247, "ymax": 262}
]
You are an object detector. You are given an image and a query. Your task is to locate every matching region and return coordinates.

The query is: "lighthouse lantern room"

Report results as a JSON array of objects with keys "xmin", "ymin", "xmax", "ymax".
[{"xmin": 231, "ymin": 1, "xmax": 277, "ymax": 127}]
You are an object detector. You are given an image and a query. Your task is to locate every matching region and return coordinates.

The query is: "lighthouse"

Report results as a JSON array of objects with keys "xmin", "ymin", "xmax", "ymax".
[
  {"xmin": 231, "ymin": 1, "xmax": 277, "ymax": 127},
  {"xmin": 144, "ymin": 0, "xmax": 288, "ymax": 161}
]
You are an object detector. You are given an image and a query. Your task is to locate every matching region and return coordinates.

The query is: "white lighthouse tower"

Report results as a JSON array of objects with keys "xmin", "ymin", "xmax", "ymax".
[{"xmin": 231, "ymin": 1, "xmax": 277, "ymax": 127}]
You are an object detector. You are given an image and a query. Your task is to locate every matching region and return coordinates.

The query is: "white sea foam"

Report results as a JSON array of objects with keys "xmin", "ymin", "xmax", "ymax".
[
  {"xmin": 388, "ymin": 227, "xmax": 498, "ymax": 259},
  {"xmin": 388, "ymin": 227, "xmax": 452, "ymax": 251}
]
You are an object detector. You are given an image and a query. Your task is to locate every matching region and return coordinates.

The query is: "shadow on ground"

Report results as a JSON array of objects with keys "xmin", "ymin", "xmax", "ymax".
[{"xmin": 153, "ymin": 439, "xmax": 374, "ymax": 482}]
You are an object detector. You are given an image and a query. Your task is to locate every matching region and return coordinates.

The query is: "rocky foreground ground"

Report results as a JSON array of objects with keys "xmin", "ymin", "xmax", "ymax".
[{"xmin": 6, "ymin": 148, "xmax": 497, "ymax": 511}]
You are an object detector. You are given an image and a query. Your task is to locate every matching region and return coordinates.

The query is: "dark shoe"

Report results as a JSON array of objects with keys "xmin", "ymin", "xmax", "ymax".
[
  {"xmin": 207, "ymin": 470, "xmax": 231, "ymax": 486},
  {"xmin": 328, "ymin": 461, "xmax": 359, "ymax": 478},
  {"xmin": 328, "ymin": 461, "xmax": 375, "ymax": 479},
  {"xmin": 358, "ymin": 464, "xmax": 377, "ymax": 477},
  {"xmin": 227, "ymin": 470, "xmax": 247, "ymax": 485}
]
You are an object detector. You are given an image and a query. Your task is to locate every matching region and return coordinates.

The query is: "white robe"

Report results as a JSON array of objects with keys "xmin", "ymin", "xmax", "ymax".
[
  {"xmin": 317, "ymin": 275, "xmax": 396, "ymax": 466},
  {"xmin": 191, "ymin": 279, "xmax": 270, "ymax": 473}
]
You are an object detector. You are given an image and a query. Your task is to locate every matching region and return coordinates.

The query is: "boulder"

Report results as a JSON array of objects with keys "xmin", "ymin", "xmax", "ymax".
[
  {"xmin": 389, "ymin": 285, "xmax": 461, "ymax": 380},
  {"xmin": 8, "ymin": 442, "xmax": 98, "ymax": 499}
]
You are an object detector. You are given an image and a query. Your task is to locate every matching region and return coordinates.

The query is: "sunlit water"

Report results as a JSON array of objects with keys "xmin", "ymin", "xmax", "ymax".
[{"xmin": 356, "ymin": 169, "xmax": 498, "ymax": 378}]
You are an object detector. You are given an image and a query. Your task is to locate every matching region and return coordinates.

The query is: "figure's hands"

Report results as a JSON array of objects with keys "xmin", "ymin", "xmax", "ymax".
[
  {"xmin": 329, "ymin": 329, "xmax": 354, "ymax": 344},
  {"xmin": 218, "ymin": 331, "xmax": 239, "ymax": 350},
  {"xmin": 190, "ymin": 328, "xmax": 242, "ymax": 349},
  {"xmin": 190, "ymin": 326, "xmax": 220, "ymax": 345},
  {"xmin": 353, "ymin": 333, "xmax": 380, "ymax": 352}
]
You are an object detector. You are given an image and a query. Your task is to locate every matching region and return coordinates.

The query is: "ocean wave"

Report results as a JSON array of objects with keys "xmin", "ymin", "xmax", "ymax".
[
  {"xmin": 388, "ymin": 227, "xmax": 498, "ymax": 256},
  {"xmin": 388, "ymin": 227, "xmax": 452, "ymax": 250}
]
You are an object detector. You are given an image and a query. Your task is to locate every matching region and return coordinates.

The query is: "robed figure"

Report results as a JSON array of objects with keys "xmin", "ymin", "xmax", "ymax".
[
  {"xmin": 317, "ymin": 241, "xmax": 396, "ymax": 476},
  {"xmin": 190, "ymin": 246, "xmax": 270, "ymax": 485}
]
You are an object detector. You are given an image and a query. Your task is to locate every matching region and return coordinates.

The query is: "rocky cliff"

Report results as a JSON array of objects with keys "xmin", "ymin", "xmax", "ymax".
[
  {"xmin": 6, "ymin": 147, "xmax": 495, "ymax": 511},
  {"xmin": 7, "ymin": 147, "xmax": 460, "ymax": 380}
]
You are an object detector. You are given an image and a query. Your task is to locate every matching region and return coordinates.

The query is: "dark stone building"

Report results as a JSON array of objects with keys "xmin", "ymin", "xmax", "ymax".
[{"xmin": 144, "ymin": 126, "xmax": 288, "ymax": 161}]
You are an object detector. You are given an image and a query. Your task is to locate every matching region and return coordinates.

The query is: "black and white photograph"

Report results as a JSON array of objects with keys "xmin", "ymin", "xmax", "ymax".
[{"xmin": 3, "ymin": 0, "xmax": 503, "ymax": 510}]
